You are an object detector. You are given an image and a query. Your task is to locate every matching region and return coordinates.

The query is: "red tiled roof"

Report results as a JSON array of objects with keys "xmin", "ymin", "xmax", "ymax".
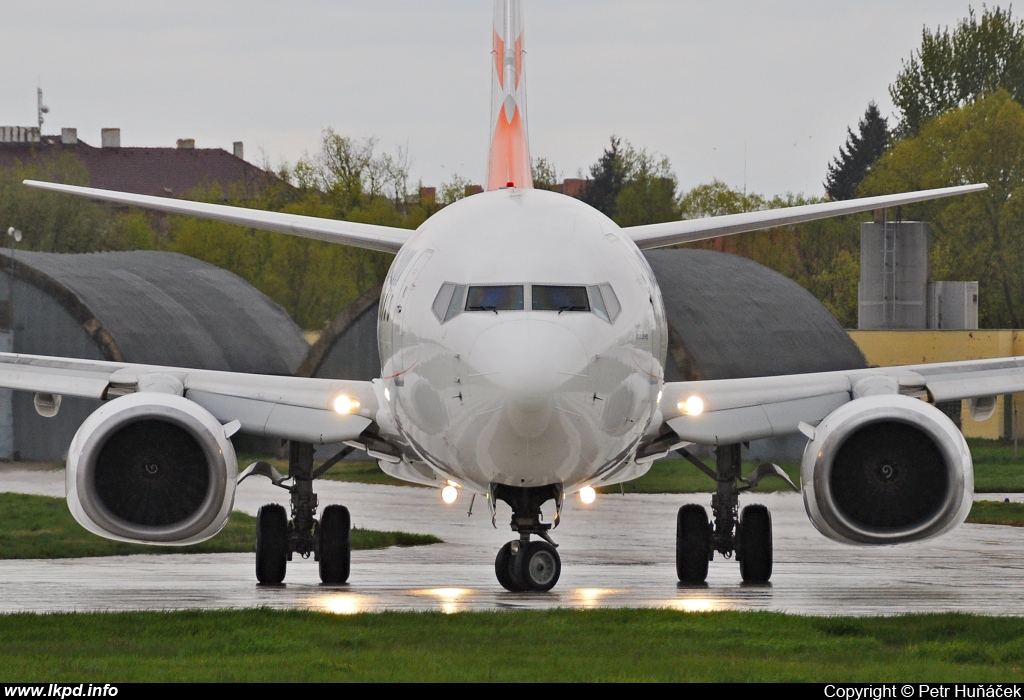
[{"xmin": 0, "ymin": 138, "xmax": 280, "ymax": 199}]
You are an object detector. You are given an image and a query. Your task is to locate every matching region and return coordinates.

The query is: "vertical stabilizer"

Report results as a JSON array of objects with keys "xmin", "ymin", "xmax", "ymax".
[{"xmin": 486, "ymin": 0, "xmax": 533, "ymax": 190}]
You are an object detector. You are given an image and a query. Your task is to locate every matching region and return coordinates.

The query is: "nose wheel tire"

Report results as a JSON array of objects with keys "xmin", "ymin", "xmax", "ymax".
[
  {"xmin": 495, "ymin": 541, "xmax": 519, "ymax": 591},
  {"xmin": 255, "ymin": 504, "xmax": 288, "ymax": 585},
  {"xmin": 515, "ymin": 540, "xmax": 561, "ymax": 592},
  {"xmin": 676, "ymin": 504, "xmax": 711, "ymax": 584},
  {"xmin": 738, "ymin": 504, "xmax": 773, "ymax": 584},
  {"xmin": 496, "ymin": 540, "xmax": 561, "ymax": 592},
  {"xmin": 318, "ymin": 504, "xmax": 352, "ymax": 584}
]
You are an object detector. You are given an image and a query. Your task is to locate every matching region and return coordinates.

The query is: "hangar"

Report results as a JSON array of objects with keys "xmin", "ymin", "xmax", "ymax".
[{"xmin": 0, "ymin": 249, "xmax": 309, "ymax": 460}]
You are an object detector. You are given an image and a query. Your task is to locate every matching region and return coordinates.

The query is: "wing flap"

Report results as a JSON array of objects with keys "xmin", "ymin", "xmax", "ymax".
[
  {"xmin": 0, "ymin": 359, "xmax": 115, "ymax": 399},
  {"xmin": 23, "ymin": 180, "xmax": 411, "ymax": 254}
]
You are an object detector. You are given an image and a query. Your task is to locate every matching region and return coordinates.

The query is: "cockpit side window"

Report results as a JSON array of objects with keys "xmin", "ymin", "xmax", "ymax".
[
  {"xmin": 432, "ymin": 283, "xmax": 456, "ymax": 322},
  {"xmin": 532, "ymin": 285, "xmax": 590, "ymax": 312},
  {"xmin": 432, "ymin": 283, "xmax": 467, "ymax": 323},
  {"xmin": 465, "ymin": 285, "xmax": 524, "ymax": 311},
  {"xmin": 589, "ymin": 284, "xmax": 621, "ymax": 323}
]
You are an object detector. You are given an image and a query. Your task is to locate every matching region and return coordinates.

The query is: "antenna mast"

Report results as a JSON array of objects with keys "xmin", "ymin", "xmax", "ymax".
[{"xmin": 37, "ymin": 88, "xmax": 49, "ymax": 133}]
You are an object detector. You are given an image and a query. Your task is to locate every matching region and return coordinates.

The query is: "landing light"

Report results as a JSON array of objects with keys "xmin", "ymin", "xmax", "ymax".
[
  {"xmin": 678, "ymin": 396, "xmax": 704, "ymax": 416},
  {"xmin": 579, "ymin": 486, "xmax": 596, "ymax": 504},
  {"xmin": 333, "ymin": 395, "xmax": 360, "ymax": 415},
  {"xmin": 441, "ymin": 485, "xmax": 459, "ymax": 504}
]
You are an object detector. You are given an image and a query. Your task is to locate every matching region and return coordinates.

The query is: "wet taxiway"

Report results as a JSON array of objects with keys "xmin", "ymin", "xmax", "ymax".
[{"xmin": 2, "ymin": 467, "xmax": 1023, "ymax": 616}]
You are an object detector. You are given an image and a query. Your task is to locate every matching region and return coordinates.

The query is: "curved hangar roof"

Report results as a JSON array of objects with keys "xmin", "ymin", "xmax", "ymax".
[
  {"xmin": 645, "ymin": 249, "xmax": 866, "ymax": 380},
  {"xmin": 3, "ymin": 249, "xmax": 308, "ymax": 374},
  {"xmin": 301, "ymin": 249, "xmax": 866, "ymax": 381}
]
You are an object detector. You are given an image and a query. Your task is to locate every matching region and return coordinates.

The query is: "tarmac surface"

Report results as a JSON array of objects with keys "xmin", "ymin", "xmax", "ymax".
[{"xmin": 2, "ymin": 466, "xmax": 1024, "ymax": 616}]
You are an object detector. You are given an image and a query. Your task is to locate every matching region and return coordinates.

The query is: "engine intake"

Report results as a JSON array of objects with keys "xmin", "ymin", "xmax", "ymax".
[
  {"xmin": 801, "ymin": 394, "xmax": 973, "ymax": 545},
  {"xmin": 66, "ymin": 392, "xmax": 238, "ymax": 545}
]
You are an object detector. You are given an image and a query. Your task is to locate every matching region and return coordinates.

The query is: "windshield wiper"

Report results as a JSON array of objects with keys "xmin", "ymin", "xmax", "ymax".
[{"xmin": 558, "ymin": 305, "xmax": 588, "ymax": 314}]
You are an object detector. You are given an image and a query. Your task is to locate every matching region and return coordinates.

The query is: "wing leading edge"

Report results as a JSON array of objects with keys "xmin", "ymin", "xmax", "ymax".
[
  {"xmin": 23, "ymin": 180, "xmax": 412, "ymax": 254},
  {"xmin": 625, "ymin": 183, "xmax": 988, "ymax": 250},
  {"xmin": 660, "ymin": 356, "xmax": 1024, "ymax": 446},
  {"xmin": 0, "ymin": 352, "xmax": 379, "ymax": 445}
]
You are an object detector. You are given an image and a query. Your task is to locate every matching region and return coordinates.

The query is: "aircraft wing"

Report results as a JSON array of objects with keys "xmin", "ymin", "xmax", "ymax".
[
  {"xmin": 0, "ymin": 352, "xmax": 380, "ymax": 445},
  {"xmin": 624, "ymin": 184, "xmax": 987, "ymax": 250},
  {"xmin": 660, "ymin": 356, "xmax": 1024, "ymax": 446},
  {"xmin": 22, "ymin": 180, "xmax": 412, "ymax": 254}
]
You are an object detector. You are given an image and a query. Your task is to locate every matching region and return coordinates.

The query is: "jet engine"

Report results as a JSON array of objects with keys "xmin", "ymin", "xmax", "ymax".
[
  {"xmin": 65, "ymin": 392, "xmax": 238, "ymax": 545},
  {"xmin": 801, "ymin": 394, "xmax": 973, "ymax": 546}
]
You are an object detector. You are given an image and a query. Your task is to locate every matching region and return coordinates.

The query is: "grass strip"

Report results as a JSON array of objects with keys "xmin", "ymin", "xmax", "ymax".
[
  {"xmin": 600, "ymin": 438, "xmax": 1024, "ymax": 494},
  {"xmin": 1, "ymin": 609, "xmax": 1024, "ymax": 681},
  {"xmin": 967, "ymin": 499, "xmax": 1024, "ymax": 527},
  {"xmin": 0, "ymin": 493, "xmax": 440, "ymax": 560}
]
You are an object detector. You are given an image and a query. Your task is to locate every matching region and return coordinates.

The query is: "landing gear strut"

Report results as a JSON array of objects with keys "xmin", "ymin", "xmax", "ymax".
[
  {"xmin": 492, "ymin": 484, "xmax": 563, "ymax": 592},
  {"xmin": 675, "ymin": 444, "xmax": 792, "ymax": 584},
  {"xmin": 243, "ymin": 441, "xmax": 355, "ymax": 585}
]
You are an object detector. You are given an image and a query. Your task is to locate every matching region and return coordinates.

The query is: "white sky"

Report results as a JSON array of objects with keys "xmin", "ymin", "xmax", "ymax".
[{"xmin": 0, "ymin": 1, "xmax": 982, "ymax": 198}]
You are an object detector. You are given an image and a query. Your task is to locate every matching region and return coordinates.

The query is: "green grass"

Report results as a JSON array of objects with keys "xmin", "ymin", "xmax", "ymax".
[
  {"xmin": 598, "ymin": 458, "xmax": 801, "ymax": 494},
  {"xmin": 237, "ymin": 454, "xmax": 416, "ymax": 487},
  {"xmin": 0, "ymin": 492, "xmax": 440, "ymax": 560},
  {"xmin": 1, "ymin": 609, "xmax": 1024, "ymax": 681},
  {"xmin": 599, "ymin": 438, "xmax": 1024, "ymax": 494},
  {"xmin": 967, "ymin": 499, "xmax": 1024, "ymax": 527}
]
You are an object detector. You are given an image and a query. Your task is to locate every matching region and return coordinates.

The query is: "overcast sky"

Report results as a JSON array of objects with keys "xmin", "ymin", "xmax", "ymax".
[{"xmin": 0, "ymin": 1, "xmax": 985, "ymax": 198}]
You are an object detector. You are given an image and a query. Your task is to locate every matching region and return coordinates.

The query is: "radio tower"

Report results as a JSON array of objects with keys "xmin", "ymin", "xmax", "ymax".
[{"xmin": 37, "ymin": 87, "xmax": 49, "ymax": 133}]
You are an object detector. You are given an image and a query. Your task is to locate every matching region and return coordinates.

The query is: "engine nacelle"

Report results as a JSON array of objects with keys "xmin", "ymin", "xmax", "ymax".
[
  {"xmin": 66, "ymin": 393, "xmax": 238, "ymax": 545},
  {"xmin": 802, "ymin": 394, "xmax": 973, "ymax": 545}
]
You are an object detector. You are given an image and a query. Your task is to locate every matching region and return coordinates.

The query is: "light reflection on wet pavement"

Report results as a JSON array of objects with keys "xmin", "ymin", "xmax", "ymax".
[{"xmin": 2, "ymin": 468, "xmax": 1023, "ymax": 616}]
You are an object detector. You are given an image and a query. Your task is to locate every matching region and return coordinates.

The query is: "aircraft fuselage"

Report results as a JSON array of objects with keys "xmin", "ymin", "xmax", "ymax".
[{"xmin": 378, "ymin": 188, "xmax": 668, "ymax": 494}]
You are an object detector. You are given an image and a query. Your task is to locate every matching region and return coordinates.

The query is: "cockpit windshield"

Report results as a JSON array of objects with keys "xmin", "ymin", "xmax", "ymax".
[
  {"xmin": 532, "ymin": 285, "xmax": 590, "ymax": 312},
  {"xmin": 465, "ymin": 285, "xmax": 525, "ymax": 311},
  {"xmin": 432, "ymin": 282, "xmax": 620, "ymax": 323}
]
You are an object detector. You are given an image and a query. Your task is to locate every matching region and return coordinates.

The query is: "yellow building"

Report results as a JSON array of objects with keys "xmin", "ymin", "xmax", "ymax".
[{"xmin": 849, "ymin": 330, "xmax": 1024, "ymax": 440}]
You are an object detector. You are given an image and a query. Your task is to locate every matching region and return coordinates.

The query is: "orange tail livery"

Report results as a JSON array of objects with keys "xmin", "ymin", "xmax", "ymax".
[{"xmin": 486, "ymin": 0, "xmax": 533, "ymax": 190}]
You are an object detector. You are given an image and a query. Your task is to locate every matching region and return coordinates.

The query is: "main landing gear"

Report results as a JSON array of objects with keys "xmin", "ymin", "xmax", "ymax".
[
  {"xmin": 491, "ymin": 484, "xmax": 563, "ymax": 592},
  {"xmin": 241, "ymin": 441, "xmax": 356, "ymax": 585},
  {"xmin": 675, "ymin": 444, "xmax": 794, "ymax": 585}
]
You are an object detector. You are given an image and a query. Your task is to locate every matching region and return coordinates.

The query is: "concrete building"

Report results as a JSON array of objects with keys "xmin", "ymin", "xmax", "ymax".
[
  {"xmin": 0, "ymin": 126, "xmax": 275, "ymax": 199},
  {"xmin": 0, "ymin": 249, "xmax": 309, "ymax": 460}
]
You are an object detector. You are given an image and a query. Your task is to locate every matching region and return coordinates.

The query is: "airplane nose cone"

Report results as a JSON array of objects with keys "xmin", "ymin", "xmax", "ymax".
[{"xmin": 468, "ymin": 320, "xmax": 588, "ymax": 438}]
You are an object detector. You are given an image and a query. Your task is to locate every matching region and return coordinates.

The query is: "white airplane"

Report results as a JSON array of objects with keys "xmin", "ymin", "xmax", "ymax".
[{"xmin": 10, "ymin": 0, "xmax": 1008, "ymax": 593}]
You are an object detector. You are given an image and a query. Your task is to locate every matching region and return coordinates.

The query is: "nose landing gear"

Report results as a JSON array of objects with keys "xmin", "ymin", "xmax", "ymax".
[{"xmin": 492, "ymin": 484, "xmax": 563, "ymax": 592}]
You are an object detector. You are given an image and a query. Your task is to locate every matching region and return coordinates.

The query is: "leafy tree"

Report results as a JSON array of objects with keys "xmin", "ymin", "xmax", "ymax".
[
  {"xmin": 824, "ymin": 103, "xmax": 889, "ymax": 200},
  {"xmin": 615, "ymin": 148, "xmax": 679, "ymax": 226},
  {"xmin": 679, "ymin": 179, "xmax": 766, "ymax": 218},
  {"xmin": 292, "ymin": 129, "xmax": 410, "ymax": 213},
  {"xmin": 0, "ymin": 153, "xmax": 154, "ymax": 252},
  {"xmin": 582, "ymin": 136, "xmax": 679, "ymax": 225},
  {"xmin": 678, "ymin": 180, "xmax": 861, "ymax": 326},
  {"xmin": 531, "ymin": 157, "xmax": 560, "ymax": 191},
  {"xmin": 860, "ymin": 90, "xmax": 1024, "ymax": 327},
  {"xmin": 891, "ymin": 6, "xmax": 1024, "ymax": 136},
  {"xmin": 582, "ymin": 136, "xmax": 628, "ymax": 218}
]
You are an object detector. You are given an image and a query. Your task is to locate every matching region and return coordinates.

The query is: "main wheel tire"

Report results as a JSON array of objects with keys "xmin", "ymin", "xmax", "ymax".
[
  {"xmin": 255, "ymin": 504, "xmax": 288, "ymax": 585},
  {"xmin": 513, "ymin": 541, "xmax": 561, "ymax": 592},
  {"xmin": 318, "ymin": 504, "xmax": 351, "ymax": 584},
  {"xmin": 495, "ymin": 541, "xmax": 521, "ymax": 591},
  {"xmin": 738, "ymin": 504, "xmax": 773, "ymax": 584},
  {"xmin": 676, "ymin": 504, "xmax": 711, "ymax": 584}
]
